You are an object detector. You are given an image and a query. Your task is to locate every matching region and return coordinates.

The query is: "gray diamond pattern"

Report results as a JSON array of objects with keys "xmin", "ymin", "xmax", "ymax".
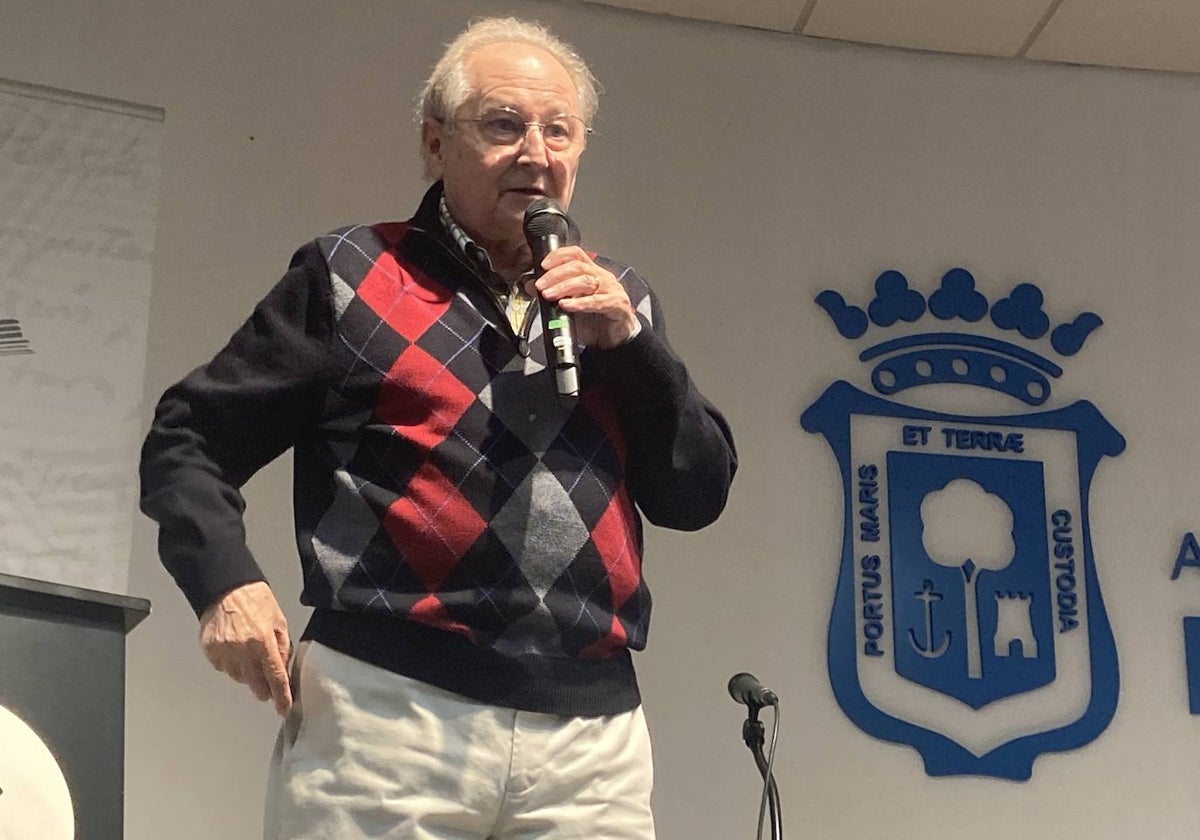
[{"xmin": 492, "ymin": 468, "xmax": 591, "ymax": 599}]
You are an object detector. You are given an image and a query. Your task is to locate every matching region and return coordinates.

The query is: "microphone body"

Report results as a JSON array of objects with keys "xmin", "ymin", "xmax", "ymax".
[
  {"xmin": 728, "ymin": 672, "xmax": 779, "ymax": 709},
  {"xmin": 523, "ymin": 199, "xmax": 580, "ymax": 403}
]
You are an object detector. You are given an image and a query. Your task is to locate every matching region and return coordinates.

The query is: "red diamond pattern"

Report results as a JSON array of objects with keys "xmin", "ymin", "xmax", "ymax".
[
  {"xmin": 580, "ymin": 617, "xmax": 628, "ymax": 660},
  {"xmin": 375, "ymin": 344, "xmax": 477, "ymax": 451},
  {"xmin": 409, "ymin": 594, "xmax": 475, "ymax": 641},
  {"xmin": 357, "ymin": 251, "xmax": 452, "ymax": 342},
  {"xmin": 383, "ymin": 461, "xmax": 488, "ymax": 591},
  {"xmin": 589, "ymin": 486, "xmax": 642, "ymax": 611}
]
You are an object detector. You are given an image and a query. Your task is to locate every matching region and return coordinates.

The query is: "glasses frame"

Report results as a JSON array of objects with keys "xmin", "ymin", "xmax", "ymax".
[{"xmin": 446, "ymin": 106, "xmax": 592, "ymax": 152}]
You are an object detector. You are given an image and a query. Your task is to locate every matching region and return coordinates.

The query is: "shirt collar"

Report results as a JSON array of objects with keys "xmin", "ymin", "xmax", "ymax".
[{"xmin": 439, "ymin": 195, "xmax": 506, "ymax": 283}]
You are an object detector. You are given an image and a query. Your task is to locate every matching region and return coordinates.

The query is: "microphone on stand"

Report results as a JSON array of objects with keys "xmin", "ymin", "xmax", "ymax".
[
  {"xmin": 523, "ymin": 197, "xmax": 580, "ymax": 404},
  {"xmin": 728, "ymin": 672, "xmax": 779, "ymax": 710},
  {"xmin": 728, "ymin": 672, "xmax": 784, "ymax": 840}
]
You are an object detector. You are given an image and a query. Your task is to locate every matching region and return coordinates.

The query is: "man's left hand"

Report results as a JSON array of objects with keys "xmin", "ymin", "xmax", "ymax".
[{"xmin": 529, "ymin": 247, "xmax": 639, "ymax": 349}]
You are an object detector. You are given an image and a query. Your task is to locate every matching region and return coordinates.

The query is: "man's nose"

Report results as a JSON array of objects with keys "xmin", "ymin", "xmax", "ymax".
[{"xmin": 517, "ymin": 124, "xmax": 551, "ymax": 165}]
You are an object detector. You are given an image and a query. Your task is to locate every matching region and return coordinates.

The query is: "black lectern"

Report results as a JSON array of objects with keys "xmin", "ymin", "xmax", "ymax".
[{"xmin": 0, "ymin": 571, "xmax": 149, "ymax": 840}]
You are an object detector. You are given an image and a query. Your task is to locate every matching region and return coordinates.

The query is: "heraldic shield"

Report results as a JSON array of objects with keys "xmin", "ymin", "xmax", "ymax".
[{"xmin": 802, "ymin": 381, "xmax": 1125, "ymax": 780}]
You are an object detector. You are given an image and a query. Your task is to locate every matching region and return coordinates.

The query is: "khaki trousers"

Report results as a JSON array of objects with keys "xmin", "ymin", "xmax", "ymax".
[{"xmin": 264, "ymin": 642, "xmax": 656, "ymax": 840}]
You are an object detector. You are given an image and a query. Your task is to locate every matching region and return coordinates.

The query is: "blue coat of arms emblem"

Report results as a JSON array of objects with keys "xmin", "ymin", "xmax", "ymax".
[{"xmin": 801, "ymin": 269, "xmax": 1124, "ymax": 780}]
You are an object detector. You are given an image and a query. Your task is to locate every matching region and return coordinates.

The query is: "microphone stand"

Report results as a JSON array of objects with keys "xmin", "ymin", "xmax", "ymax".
[{"xmin": 740, "ymin": 706, "xmax": 783, "ymax": 840}]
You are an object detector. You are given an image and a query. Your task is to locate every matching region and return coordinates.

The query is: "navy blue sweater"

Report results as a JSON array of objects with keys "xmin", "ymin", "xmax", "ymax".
[{"xmin": 140, "ymin": 183, "xmax": 736, "ymax": 715}]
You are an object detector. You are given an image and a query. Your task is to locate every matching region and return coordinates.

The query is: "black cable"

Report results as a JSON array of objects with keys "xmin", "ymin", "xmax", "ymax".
[
  {"xmin": 741, "ymin": 703, "xmax": 783, "ymax": 840},
  {"xmin": 761, "ymin": 704, "xmax": 782, "ymax": 840}
]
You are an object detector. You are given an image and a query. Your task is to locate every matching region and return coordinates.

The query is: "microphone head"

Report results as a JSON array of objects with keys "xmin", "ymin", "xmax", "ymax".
[
  {"xmin": 728, "ymin": 672, "xmax": 778, "ymax": 708},
  {"xmin": 728, "ymin": 672, "xmax": 755, "ymax": 702},
  {"xmin": 523, "ymin": 197, "xmax": 569, "ymax": 239}
]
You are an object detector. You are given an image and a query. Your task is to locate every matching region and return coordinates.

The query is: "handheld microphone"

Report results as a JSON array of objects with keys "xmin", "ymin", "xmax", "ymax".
[
  {"xmin": 523, "ymin": 197, "xmax": 579, "ymax": 403},
  {"xmin": 728, "ymin": 672, "xmax": 779, "ymax": 709}
]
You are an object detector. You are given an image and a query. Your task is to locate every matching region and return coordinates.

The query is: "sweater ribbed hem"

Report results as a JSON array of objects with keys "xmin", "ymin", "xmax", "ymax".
[{"xmin": 301, "ymin": 609, "xmax": 641, "ymax": 717}]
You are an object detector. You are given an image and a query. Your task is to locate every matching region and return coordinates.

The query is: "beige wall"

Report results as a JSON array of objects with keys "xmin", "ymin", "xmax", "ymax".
[{"xmin": 2, "ymin": 0, "xmax": 1200, "ymax": 837}]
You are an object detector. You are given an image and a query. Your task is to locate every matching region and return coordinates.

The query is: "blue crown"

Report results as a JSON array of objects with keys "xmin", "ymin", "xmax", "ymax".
[{"xmin": 816, "ymin": 268, "xmax": 1102, "ymax": 406}]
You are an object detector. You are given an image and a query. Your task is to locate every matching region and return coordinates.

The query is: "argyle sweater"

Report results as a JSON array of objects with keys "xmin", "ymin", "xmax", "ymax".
[{"xmin": 140, "ymin": 183, "xmax": 737, "ymax": 715}]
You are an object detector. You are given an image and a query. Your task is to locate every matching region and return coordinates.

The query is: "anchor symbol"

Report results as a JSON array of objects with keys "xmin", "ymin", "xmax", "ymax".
[{"xmin": 908, "ymin": 579, "xmax": 951, "ymax": 658}]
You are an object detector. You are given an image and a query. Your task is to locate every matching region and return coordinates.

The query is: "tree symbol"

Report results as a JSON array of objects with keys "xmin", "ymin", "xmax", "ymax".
[{"xmin": 920, "ymin": 479, "xmax": 1015, "ymax": 679}]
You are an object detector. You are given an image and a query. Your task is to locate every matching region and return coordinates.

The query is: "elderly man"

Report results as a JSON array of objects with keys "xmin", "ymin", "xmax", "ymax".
[{"xmin": 140, "ymin": 16, "xmax": 736, "ymax": 840}]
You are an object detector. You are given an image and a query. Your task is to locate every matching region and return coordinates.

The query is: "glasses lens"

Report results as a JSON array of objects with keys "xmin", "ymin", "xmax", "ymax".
[
  {"xmin": 477, "ymin": 110, "xmax": 525, "ymax": 144},
  {"xmin": 541, "ymin": 118, "xmax": 575, "ymax": 150}
]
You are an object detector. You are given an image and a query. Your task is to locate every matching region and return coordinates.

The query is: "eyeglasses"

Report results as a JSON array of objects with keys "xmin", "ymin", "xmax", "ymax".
[{"xmin": 450, "ymin": 107, "xmax": 591, "ymax": 152}]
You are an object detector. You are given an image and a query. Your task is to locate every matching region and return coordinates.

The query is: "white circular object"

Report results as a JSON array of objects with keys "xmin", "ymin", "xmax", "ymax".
[{"xmin": 0, "ymin": 703, "xmax": 74, "ymax": 840}]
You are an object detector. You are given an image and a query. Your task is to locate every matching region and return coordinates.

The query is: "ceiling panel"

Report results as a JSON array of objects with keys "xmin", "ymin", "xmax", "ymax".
[
  {"xmin": 1026, "ymin": 0, "xmax": 1200, "ymax": 74},
  {"xmin": 802, "ymin": 0, "xmax": 1055, "ymax": 57},
  {"xmin": 578, "ymin": 0, "xmax": 1200, "ymax": 76},
  {"xmin": 581, "ymin": 0, "xmax": 809, "ymax": 33}
]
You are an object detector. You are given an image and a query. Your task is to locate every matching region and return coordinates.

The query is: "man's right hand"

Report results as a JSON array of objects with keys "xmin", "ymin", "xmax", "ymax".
[{"xmin": 198, "ymin": 581, "xmax": 293, "ymax": 716}]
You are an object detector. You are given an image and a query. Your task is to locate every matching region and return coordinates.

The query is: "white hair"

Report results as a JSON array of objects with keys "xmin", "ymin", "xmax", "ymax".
[{"xmin": 417, "ymin": 17, "xmax": 601, "ymax": 176}]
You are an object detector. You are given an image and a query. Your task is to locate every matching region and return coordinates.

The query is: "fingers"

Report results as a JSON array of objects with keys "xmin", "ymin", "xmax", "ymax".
[
  {"xmin": 198, "ymin": 581, "xmax": 293, "ymax": 716},
  {"xmin": 534, "ymin": 248, "xmax": 617, "ymax": 303},
  {"xmin": 214, "ymin": 636, "xmax": 291, "ymax": 713},
  {"xmin": 277, "ymin": 624, "xmax": 295, "ymax": 670},
  {"xmin": 530, "ymin": 247, "xmax": 638, "ymax": 348},
  {"xmin": 241, "ymin": 642, "xmax": 275, "ymax": 702},
  {"xmin": 265, "ymin": 627, "xmax": 294, "ymax": 716},
  {"xmin": 537, "ymin": 244, "xmax": 590, "ymax": 273},
  {"xmin": 534, "ymin": 264, "xmax": 605, "ymax": 301}
]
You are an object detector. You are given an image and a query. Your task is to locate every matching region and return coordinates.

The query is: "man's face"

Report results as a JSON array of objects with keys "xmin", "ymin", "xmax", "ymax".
[{"xmin": 422, "ymin": 41, "xmax": 585, "ymax": 263}]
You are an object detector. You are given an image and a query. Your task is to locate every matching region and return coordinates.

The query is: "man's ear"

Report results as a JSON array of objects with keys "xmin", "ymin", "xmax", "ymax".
[{"xmin": 421, "ymin": 118, "xmax": 446, "ymax": 178}]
